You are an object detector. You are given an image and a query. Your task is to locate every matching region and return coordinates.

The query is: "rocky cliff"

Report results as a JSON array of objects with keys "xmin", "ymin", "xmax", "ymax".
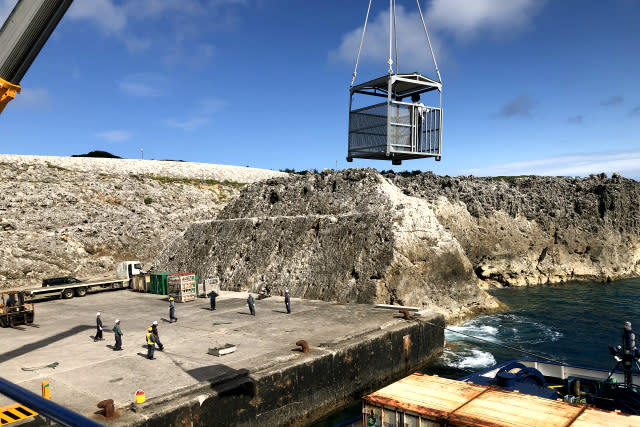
[
  {"xmin": 0, "ymin": 155, "xmax": 284, "ymax": 288},
  {"xmin": 3, "ymin": 155, "xmax": 639, "ymax": 320},
  {"xmin": 386, "ymin": 172, "xmax": 640, "ymax": 286},
  {"xmin": 152, "ymin": 169, "xmax": 501, "ymax": 321}
]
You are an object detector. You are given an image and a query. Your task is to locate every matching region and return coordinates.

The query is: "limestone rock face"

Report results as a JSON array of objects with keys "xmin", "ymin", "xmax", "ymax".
[
  {"xmin": 153, "ymin": 169, "xmax": 500, "ymax": 320},
  {"xmin": 0, "ymin": 155, "xmax": 284, "ymax": 289},
  {"xmin": 387, "ymin": 172, "xmax": 640, "ymax": 286}
]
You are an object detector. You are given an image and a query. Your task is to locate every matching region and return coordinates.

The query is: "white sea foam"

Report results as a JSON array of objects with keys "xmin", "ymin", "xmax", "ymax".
[
  {"xmin": 440, "ymin": 348, "xmax": 496, "ymax": 370},
  {"xmin": 446, "ymin": 323, "xmax": 500, "ymax": 343}
]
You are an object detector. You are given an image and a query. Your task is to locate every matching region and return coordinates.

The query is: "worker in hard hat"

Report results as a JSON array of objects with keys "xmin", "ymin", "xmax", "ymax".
[
  {"xmin": 94, "ymin": 312, "xmax": 104, "ymax": 341},
  {"xmin": 145, "ymin": 326, "xmax": 156, "ymax": 360},
  {"xmin": 169, "ymin": 297, "xmax": 177, "ymax": 323},
  {"xmin": 151, "ymin": 320, "xmax": 163, "ymax": 351}
]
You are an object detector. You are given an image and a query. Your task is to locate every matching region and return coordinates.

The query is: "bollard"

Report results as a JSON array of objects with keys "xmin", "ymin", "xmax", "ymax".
[
  {"xmin": 97, "ymin": 399, "xmax": 115, "ymax": 418},
  {"xmin": 295, "ymin": 340, "xmax": 310, "ymax": 354},
  {"xmin": 399, "ymin": 309, "xmax": 411, "ymax": 320}
]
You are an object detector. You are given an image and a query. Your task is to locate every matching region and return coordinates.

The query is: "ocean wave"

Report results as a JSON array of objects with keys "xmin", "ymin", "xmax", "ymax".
[
  {"xmin": 440, "ymin": 348, "xmax": 496, "ymax": 370},
  {"xmin": 447, "ymin": 314, "xmax": 563, "ymax": 346}
]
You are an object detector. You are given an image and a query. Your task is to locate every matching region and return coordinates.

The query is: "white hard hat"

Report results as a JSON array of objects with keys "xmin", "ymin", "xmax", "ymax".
[
  {"xmin": 96, "ymin": 312, "xmax": 100, "ymax": 316},
  {"xmin": 285, "ymin": 289, "xmax": 289, "ymax": 293},
  {"xmin": 115, "ymin": 319, "xmax": 120, "ymax": 323},
  {"xmin": 153, "ymin": 321, "xmax": 158, "ymax": 325}
]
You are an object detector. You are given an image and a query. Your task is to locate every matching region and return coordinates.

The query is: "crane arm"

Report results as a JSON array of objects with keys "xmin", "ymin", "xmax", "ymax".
[{"xmin": 0, "ymin": 0, "xmax": 73, "ymax": 114}]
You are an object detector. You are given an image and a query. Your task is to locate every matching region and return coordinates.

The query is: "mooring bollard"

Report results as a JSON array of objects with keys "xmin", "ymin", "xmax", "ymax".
[
  {"xmin": 296, "ymin": 340, "xmax": 310, "ymax": 353},
  {"xmin": 97, "ymin": 399, "xmax": 115, "ymax": 418},
  {"xmin": 399, "ymin": 309, "xmax": 411, "ymax": 320}
]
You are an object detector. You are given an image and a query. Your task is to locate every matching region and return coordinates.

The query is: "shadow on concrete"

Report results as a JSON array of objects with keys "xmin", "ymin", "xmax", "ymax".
[
  {"xmin": 0, "ymin": 324, "xmax": 93, "ymax": 362},
  {"xmin": 160, "ymin": 318, "xmax": 171, "ymax": 323},
  {"xmin": 137, "ymin": 352, "xmax": 155, "ymax": 359},
  {"xmin": 186, "ymin": 364, "xmax": 251, "ymax": 388},
  {"xmin": 272, "ymin": 310, "xmax": 288, "ymax": 314},
  {"xmin": 236, "ymin": 312, "xmax": 252, "ymax": 315}
]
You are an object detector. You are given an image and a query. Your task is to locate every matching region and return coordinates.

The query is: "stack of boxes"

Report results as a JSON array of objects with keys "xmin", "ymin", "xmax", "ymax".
[{"xmin": 168, "ymin": 273, "xmax": 197, "ymax": 302}]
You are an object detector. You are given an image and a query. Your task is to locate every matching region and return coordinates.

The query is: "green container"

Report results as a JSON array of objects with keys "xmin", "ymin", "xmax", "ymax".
[{"xmin": 149, "ymin": 272, "xmax": 171, "ymax": 295}]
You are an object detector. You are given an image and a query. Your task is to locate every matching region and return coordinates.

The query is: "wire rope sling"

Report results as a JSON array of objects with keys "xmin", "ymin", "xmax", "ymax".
[{"xmin": 347, "ymin": 0, "xmax": 442, "ymax": 165}]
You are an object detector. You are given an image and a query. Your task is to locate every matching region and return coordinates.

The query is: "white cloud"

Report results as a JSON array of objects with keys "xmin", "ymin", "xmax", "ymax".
[
  {"xmin": 426, "ymin": 0, "xmax": 544, "ymax": 40},
  {"xmin": 164, "ymin": 97, "xmax": 224, "ymax": 131},
  {"xmin": 117, "ymin": 74, "xmax": 166, "ymax": 97},
  {"xmin": 462, "ymin": 151, "xmax": 640, "ymax": 180},
  {"xmin": 166, "ymin": 117, "xmax": 209, "ymax": 131},
  {"xmin": 11, "ymin": 88, "xmax": 52, "ymax": 110},
  {"xmin": 68, "ymin": 0, "xmax": 126, "ymax": 33},
  {"xmin": 96, "ymin": 130, "xmax": 132, "ymax": 142},
  {"xmin": 330, "ymin": 6, "xmax": 442, "ymax": 76},
  {"xmin": 331, "ymin": 0, "xmax": 544, "ymax": 74}
]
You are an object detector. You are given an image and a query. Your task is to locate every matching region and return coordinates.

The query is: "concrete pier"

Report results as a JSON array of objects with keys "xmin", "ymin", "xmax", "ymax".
[{"xmin": 0, "ymin": 290, "xmax": 444, "ymax": 426}]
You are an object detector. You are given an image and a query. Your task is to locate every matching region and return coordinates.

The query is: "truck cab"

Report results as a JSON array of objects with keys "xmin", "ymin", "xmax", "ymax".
[{"xmin": 116, "ymin": 261, "xmax": 145, "ymax": 280}]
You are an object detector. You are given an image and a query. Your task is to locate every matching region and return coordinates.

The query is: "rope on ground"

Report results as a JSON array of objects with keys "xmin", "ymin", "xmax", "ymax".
[
  {"xmin": 421, "ymin": 319, "xmax": 565, "ymax": 365},
  {"xmin": 21, "ymin": 361, "xmax": 59, "ymax": 371}
]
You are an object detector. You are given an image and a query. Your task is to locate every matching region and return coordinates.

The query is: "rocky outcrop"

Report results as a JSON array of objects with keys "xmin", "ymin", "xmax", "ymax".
[
  {"xmin": 387, "ymin": 172, "xmax": 640, "ymax": 286},
  {"xmin": 153, "ymin": 169, "xmax": 501, "ymax": 321},
  {"xmin": 0, "ymin": 155, "xmax": 284, "ymax": 288}
]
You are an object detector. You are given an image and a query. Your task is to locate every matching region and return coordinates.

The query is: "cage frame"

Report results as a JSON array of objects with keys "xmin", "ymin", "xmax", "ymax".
[{"xmin": 347, "ymin": 72, "xmax": 442, "ymax": 165}]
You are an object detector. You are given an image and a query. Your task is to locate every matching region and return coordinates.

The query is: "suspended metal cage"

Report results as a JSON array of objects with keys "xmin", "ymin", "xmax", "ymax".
[{"xmin": 347, "ymin": 0, "xmax": 443, "ymax": 165}]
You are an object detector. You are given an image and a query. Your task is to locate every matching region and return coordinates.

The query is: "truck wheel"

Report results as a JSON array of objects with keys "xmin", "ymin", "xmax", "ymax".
[
  {"xmin": 75, "ymin": 287, "xmax": 87, "ymax": 297},
  {"xmin": 62, "ymin": 288, "xmax": 74, "ymax": 299},
  {"xmin": 114, "ymin": 282, "xmax": 123, "ymax": 289}
]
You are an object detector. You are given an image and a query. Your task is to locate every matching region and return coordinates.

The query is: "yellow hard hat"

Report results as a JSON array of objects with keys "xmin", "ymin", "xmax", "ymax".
[
  {"xmin": 148, "ymin": 327, "xmax": 152, "ymax": 331},
  {"xmin": 169, "ymin": 297, "xmax": 174, "ymax": 301}
]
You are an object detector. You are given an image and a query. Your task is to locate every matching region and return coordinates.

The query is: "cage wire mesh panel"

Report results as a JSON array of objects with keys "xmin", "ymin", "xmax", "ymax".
[
  {"xmin": 348, "ymin": 98, "xmax": 441, "ymax": 160},
  {"xmin": 348, "ymin": 102, "xmax": 388, "ymax": 155}
]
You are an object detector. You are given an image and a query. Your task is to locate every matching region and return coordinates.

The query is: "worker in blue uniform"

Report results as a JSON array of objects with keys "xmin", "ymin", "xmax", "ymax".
[
  {"xmin": 285, "ymin": 290, "xmax": 291, "ymax": 314},
  {"xmin": 169, "ymin": 297, "xmax": 177, "ymax": 322},
  {"xmin": 208, "ymin": 290, "xmax": 218, "ymax": 310}
]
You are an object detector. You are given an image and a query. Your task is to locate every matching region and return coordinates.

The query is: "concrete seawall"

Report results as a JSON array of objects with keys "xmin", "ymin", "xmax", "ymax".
[
  {"xmin": 0, "ymin": 290, "xmax": 444, "ymax": 427},
  {"xmin": 133, "ymin": 316, "xmax": 444, "ymax": 427}
]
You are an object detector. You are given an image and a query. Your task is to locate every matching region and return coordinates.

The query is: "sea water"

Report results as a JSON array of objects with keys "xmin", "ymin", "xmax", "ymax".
[
  {"xmin": 428, "ymin": 277, "xmax": 640, "ymax": 378},
  {"xmin": 313, "ymin": 277, "xmax": 640, "ymax": 426}
]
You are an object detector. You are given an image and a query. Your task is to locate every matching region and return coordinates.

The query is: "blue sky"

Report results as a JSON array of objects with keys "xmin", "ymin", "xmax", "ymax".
[{"xmin": 1, "ymin": 0, "xmax": 639, "ymax": 179}]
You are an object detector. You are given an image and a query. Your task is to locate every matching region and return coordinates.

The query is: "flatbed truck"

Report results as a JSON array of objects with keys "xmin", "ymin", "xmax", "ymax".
[{"xmin": 26, "ymin": 261, "xmax": 145, "ymax": 300}]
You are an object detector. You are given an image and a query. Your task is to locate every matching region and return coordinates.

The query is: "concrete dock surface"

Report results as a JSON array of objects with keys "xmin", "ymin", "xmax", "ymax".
[{"xmin": 0, "ymin": 289, "xmax": 444, "ymax": 426}]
